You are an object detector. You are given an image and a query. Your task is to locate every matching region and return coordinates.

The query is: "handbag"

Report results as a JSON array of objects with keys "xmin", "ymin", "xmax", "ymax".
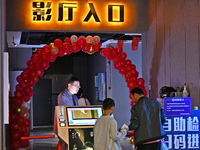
[{"xmin": 161, "ymin": 139, "xmax": 169, "ymax": 150}]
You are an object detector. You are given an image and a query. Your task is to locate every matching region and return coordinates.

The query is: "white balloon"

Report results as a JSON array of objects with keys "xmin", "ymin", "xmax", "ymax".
[
  {"xmin": 93, "ymin": 35, "xmax": 100, "ymax": 43},
  {"xmin": 86, "ymin": 35, "xmax": 94, "ymax": 44},
  {"xmin": 70, "ymin": 35, "xmax": 78, "ymax": 43}
]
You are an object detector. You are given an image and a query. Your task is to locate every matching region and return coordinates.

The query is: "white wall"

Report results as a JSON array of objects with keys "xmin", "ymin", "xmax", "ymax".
[
  {"xmin": 108, "ymin": 42, "xmax": 142, "ymax": 127},
  {"xmin": 143, "ymin": 0, "xmax": 200, "ymax": 107}
]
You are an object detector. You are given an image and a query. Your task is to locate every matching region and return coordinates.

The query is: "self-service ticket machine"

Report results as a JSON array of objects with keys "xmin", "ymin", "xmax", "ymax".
[{"xmin": 54, "ymin": 105, "xmax": 103, "ymax": 150}]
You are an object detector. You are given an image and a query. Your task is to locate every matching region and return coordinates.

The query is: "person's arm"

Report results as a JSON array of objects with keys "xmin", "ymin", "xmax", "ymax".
[
  {"xmin": 58, "ymin": 93, "xmax": 72, "ymax": 106},
  {"xmin": 128, "ymin": 107, "xmax": 139, "ymax": 130},
  {"xmin": 110, "ymin": 119, "xmax": 127, "ymax": 141},
  {"xmin": 160, "ymin": 103, "xmax": 166, "ymax": 125}
]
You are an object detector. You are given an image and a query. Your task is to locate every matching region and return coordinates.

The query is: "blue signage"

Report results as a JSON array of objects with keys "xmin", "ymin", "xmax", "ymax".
[
  {"xmin": 164, "ymin": 97, "xmax": 192, "ymax": 117},
  {"xmin": 163, "ymin": 110, "xmax": 200, "ymax": 150}
]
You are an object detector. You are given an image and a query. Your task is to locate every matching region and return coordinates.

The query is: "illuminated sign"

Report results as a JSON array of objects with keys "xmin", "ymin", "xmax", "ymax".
[
  {"xmin": 6, "ymin": 0, "xmax": 148, "ymax": 32},
  {"xmin": 32, "ymin": 2, "xmax": 124, "ymax": 23}
]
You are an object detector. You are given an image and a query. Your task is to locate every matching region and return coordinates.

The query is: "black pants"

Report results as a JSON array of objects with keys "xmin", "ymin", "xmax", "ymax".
[{"xmin": 137, "ymin": 141, "xmax": 161, "ymax": 150}]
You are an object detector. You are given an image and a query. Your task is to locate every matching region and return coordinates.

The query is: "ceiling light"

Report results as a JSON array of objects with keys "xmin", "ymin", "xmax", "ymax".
[{"xmin": 12, "ymin": 36, "xmax": 17, "ymax": 47}]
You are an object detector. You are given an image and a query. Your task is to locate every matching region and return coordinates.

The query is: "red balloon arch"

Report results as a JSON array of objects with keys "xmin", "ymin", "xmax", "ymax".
[{"xmin": 9, "ymin": 35, "xmax": 146, "ymax": 149}]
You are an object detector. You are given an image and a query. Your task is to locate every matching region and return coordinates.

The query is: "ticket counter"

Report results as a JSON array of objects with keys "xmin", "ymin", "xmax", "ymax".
[{"xmin": 54, "ymin": 105, "xmax": 103, "ymax": 150}]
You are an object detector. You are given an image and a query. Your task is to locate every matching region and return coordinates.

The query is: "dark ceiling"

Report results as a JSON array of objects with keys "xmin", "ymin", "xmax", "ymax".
[{"xmin": 20, "ymin": 32, "xmax": 141, "ymax": 45}]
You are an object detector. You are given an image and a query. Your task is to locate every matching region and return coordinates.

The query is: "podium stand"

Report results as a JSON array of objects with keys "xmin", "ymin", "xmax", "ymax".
[{"xmin": 54, "ymin": 105, "xmax": 103, "ymax": 150}]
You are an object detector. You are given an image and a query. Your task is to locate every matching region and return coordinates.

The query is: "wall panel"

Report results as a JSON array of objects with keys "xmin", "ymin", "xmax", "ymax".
[
  {"xmin": 185, "ymin": 0, "xmax": 199, "ymax": 107},
  {"xmin": 146, "ymin": 0, "xmax": 200, "ymax": 107},
  {"xmin": 169, "ymin": 0, "xmax": 185, "ymax": 88}
]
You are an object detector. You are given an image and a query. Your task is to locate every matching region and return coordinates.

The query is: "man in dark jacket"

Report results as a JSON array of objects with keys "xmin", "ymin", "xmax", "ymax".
[{"xmin": 129, "ymin": 87, "xmax": 166, "ymax": 150}]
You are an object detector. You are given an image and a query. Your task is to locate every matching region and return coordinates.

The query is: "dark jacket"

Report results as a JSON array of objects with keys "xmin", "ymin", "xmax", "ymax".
[{"xmin": 128, "ymin": 96, "xmax": 166, "ymax": 146}]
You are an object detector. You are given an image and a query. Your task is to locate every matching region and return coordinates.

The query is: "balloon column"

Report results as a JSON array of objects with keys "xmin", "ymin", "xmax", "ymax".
[
  {"xmin": 9, "ymin": 35, "xmax": 101, "ymax": 149},
  {"xmin": 100, "ymin": 45, "xmax": 147, "ymax": 106}
]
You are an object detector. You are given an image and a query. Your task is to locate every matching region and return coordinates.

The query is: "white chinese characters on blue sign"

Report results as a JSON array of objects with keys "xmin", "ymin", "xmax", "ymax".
[{"xmin": 163, "ymin": 110, "xmax": 200, "ymax": 149}]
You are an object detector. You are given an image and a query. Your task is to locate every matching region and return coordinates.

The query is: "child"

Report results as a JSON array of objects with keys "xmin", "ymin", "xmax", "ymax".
[{"xmin": 94, "ymin": 98, "xmax": 128, "ymax": 150}]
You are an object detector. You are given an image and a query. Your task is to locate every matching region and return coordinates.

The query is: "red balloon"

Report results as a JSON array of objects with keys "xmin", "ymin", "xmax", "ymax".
[
  {"xmin": 27, "ymin": 64, "xmax": 35, "ymax": 71},
  {"xmin": 36, "ymin": 48, "xmax": 43, "ymax": 55},
  {"xmin": 33, "ymin": 76, "xmax": 39, "ymax": 82},
  {"xmin": 26, "ymin": 78, "xmax": 36, "ymax": 87},
  {"xmin": 82, "ymin": 43, "xmax": 90, "ymax": 53},
  {"xmin": 11, "ymin": 140, "xmax": 20, "ymax": 150},
  {"xmin": 48, "ymin": 52, "xmax": 57, "ymax": 62},
  {"xmin": 113, "ymin": 63, "xmax": 120, "ymax": 70},
  {"xmin": 19, "ymin": 80, "xmax": 27, "ymax": 88},
  {"xmin": 40, "ymin": 52, "xmax": 49, "ymax": 61},
  {"xmin": 132, "ymin": 76, "xmax": 137, "ymax": 82},
  {"xmin": 29, "ymin": 70, "xmax": 37, "ymax": 78},
  {"xmin": 10, "ymin": 102, "xmax": 17, "ymax": 112},
  {"xmin": 106, "ymin": 54, "xmax": 113, "ymax": 60},
  {"xmin": 19, "ymin": 125, "xmax": 28, "ymax": 135},
  {"xmin": 31, "ymin": 54, "xmax": 40, "ymax": 63},
  {"xmin": 54, "ymin": 39, "xmax": 63, "ymax": 48},
  {"xmin": 22, "ymin": 94, "xmax": 30, "ymax": 102},
  {"xmin": 29, "ymin": 91, "xmax": 34, "ymax": 97},
  {"xmin": 116, "ymin": 46, "xmax": 123, "ymax": 54},
  {"xmin": 136, "ymin": 78, "xmax": 145, "ymax": 86},
  {"xmin": 41, "ymin": 60, "xmax": 49, "ymax": 70},
  {"xmin": 125, "ymin": 59, "xmax": 132, "ymax": 65},
  {"xmin": 102, "ymin": 48, "xmax": 111, "ymax": 56},
  {"xmin": 43, "ymin": 45, "xmax": 51, "ymax": 53},
  {"xmin": 24, "ymin": 119, "xmax": 31, "ymax": 127},
  {"xmin": 15, "ymin": 84, "xmax": 23, "ymax": 91},
  {"xmin": 119, "ymin": 60, "xmax": 126, "ymax": 67},
  {"xmin": 64, "ymin": 37, "xmax": 71, "ymax": 44},
  {"xmin": 112, "ymin": 57, "xmax": 120, "ymax": 64},
  {"xmin": 26, "ymin": 59, "xmax": 34, "ymax": 66},
  {"xmin": 127, "ymin": 81, "xmax": 135, "ymax": 89},
  {"xmin": 13, "ymin": 98, "xmax": 23, "ymax": 106},
  {"xmin": 9, "ymin": 112, "xmax": 19, "ymax": 122},
  {"xmin": 57, "ymin": 48, "xmax": 65, "ymax": 57},
  {"xmin": 119, "ymin": 66, "xmax": 126, "ymax": 74},
  {"xmin": 77, "ymin": 37, "xmax": 86, "ymax": 46},
  {"xmin": 119, "ymin": 52, "xmax": 127, "ymax": 60},
  {"xmin": 111, "ymin": 49, "xmax": 118, "ymax": 57},
  {"xmin": 71, "ymin": 43, "xmax": 81, "ymax": 53},
  {"xmin": 20, "ymin": 139, "xmax": 29, "ymax": 148},
  {"xmin": 34, "ymin": 62, "xmax": 42, "ymax": 70},
  {"xmin": 11, "ymin": 131, "xmax": 21, "ymax": 140},
  {"xmin": 62, "ymin": 42, "xmax": 71, "ymax": 53},
  {"xmin": 23, "ymin": 68, "xmax": 30, "ymax": 74},
  {"xmin": 125, "ymin": 72, "xmax": 132, "ymax": 79},
  {"xmin": 108, "ymin": 46, "xmax": 114, "ymax": 50},
  {"xmin": 92, "ymin": 43, "xmax": 101, "ymax": 52},
  {"xmin": 17, "ymin": 116, "xmax": 25, "ymax": 125},
  {"xmin": 14, "ymin": 90, "xmax": 23, "ymax": 98},
  {"xmin": 23, "ymin": 86, "xmax": 32, "ymax": 95},
  {"xmin": 126, "ymin": 64, "xmax": 133, "ymax": 72},
  {"xmin": 36, "ymin": 69, "xmax": 44, "ymax": 77},
  {"xmin": 10, "ymin": 122, "xmax": 19, "ymax": 131},
  {"xmin": 125, "ymin": 78, "xmax": 132, "ymax": 83},
  {"xmin": 16, "ymin": 75, "xmax": 23, "ymax": 83},
  {"xmin": 21, "ymin": 72, "xmax": 29, "ymax": 80},
  {"xmin": 23, "ymin": 130, "xmax": 30, "ymax": 137},
  {"xmin": 130, "ymin": 69, "xmax": 138, "ymax": 77}
]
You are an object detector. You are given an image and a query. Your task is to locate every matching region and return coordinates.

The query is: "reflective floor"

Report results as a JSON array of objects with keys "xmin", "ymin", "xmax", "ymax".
[{"xmin": 29, "ymin": 126, "xmax": 59, "ymax": 150}]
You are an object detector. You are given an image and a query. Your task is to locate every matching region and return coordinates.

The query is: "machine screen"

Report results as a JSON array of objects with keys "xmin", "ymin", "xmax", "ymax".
[{"xmin": 66, "ymin": 106, "xmax": 103, "ymax": 126}]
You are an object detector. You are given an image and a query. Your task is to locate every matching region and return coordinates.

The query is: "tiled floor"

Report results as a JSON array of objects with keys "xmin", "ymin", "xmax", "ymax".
[
  {"xmin": 29, "ymin": 126, "xmax": 59, "ymax": 150},
  {"xmin": 28, "ymin": 126, "xmax": 134, "ymax": 150}
]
